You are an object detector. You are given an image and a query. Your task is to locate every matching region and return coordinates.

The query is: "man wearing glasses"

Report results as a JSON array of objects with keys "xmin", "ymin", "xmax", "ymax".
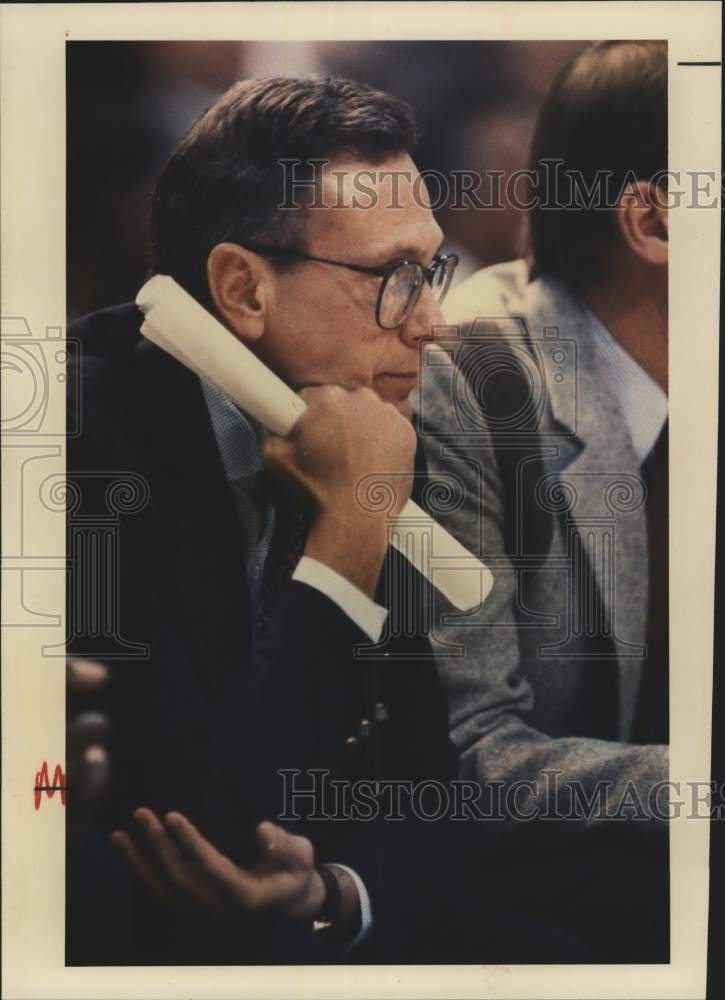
[{"xmin": 67, "ymin": 76, "xmax": 568, "ymax": 965}]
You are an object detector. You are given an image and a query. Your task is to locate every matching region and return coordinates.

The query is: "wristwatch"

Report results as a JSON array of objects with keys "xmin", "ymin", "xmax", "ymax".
[{"xmin": 312, "ymin": 864, "xmax": 343, "ymax": 936}]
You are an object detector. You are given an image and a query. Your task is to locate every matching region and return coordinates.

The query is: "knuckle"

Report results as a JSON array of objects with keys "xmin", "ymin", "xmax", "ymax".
[
  {"xmin": 301, "ymin": 387, "xmax": 333, "ymax": 417},
  {"xmin": 318, "ymin": 384, "xmax": 342, "ymax": 403}
]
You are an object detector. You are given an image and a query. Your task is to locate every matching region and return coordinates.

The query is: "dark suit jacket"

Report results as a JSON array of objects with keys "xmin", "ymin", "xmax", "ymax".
[{"xmin": 66, "ymin": 303, "xmax": 482, "ymax": 965}]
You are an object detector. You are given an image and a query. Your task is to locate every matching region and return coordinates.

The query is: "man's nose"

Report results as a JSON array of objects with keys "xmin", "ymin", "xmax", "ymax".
[{"xmin": 397, "ymin": 283, "xmax": 444, "ymax": 349}]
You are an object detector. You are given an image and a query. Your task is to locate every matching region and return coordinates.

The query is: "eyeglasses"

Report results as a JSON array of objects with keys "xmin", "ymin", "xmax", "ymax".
[{"xmin": 244, "ymin": 244, "xmax": 459, "ymax": 330}]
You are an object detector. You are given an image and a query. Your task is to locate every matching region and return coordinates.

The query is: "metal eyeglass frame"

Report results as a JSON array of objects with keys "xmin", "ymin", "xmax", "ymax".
[{"xmin": 244, "ymin": 244, "xmax": 459, "ymax": 330}]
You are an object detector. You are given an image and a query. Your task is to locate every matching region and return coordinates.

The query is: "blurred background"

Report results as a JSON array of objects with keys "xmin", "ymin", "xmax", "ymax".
[{"xmin": 67, "ymin": 40, "xmax": 586, "ymax": 321}]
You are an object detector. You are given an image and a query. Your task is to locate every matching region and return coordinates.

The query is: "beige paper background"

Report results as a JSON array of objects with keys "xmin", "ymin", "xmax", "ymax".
[{"xmin": 1, "ymin": 2, "xmax": 721, "ymax": 997}]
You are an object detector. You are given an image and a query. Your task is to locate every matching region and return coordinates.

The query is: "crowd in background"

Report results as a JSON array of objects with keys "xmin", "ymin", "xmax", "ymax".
[{"xmin": 67, "ymin": 40, "xmax": 583, "ymax": 320}]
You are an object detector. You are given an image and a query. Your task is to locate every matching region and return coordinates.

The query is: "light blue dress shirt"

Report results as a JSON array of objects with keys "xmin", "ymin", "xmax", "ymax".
[{"xmin": 585, "ymin": 309, "xmax": 668, "ymax": 464}]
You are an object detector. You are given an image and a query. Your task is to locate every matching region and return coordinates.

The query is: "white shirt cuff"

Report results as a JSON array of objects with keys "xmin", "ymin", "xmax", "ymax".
[
  {"xmin": 292, "ymin": 556, "xmax": 388, "ymax": 642},
  {"xmin": 325, "ymin": 863, "xmax": 373, "ymax": 955}
]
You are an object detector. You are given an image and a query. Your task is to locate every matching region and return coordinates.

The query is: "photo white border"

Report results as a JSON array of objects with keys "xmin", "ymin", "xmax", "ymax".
[{"xmin": 1, "ymin": 3, "xmax": 721, "ymax": 997}]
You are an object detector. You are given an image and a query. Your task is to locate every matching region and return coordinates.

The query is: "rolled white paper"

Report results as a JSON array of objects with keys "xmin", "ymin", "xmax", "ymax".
[
  {"xmin": 389, "ymin": 503, "xmax": 493, "ymax": 611},
  {"xmin": 137, "ymin": 275, "xmax": 306, "ymax": 437},
  {"xmin": 136, "ymin": 275, "xmax": 493, "ymax": 612}
]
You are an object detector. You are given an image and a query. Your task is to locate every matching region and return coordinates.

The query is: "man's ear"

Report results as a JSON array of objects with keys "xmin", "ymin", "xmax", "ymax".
[
  {"xmin": 616, "ymin": 180, "xmax": 668, "ymax": 267},
  {"xmin": 206, "ymin": 243, "xmax": 269, "ymax": 343}
]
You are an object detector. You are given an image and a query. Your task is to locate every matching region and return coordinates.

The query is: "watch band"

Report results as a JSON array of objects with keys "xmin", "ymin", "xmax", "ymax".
[{"xmin": 313, "ymin": 864, "xmax": 342, "ymax": 933}]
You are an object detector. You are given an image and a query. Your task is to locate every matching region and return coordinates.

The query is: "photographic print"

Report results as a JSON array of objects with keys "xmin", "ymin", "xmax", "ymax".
[{"xmin": 1, "ymin": 4, "xmax": 721, "ymax": 998}]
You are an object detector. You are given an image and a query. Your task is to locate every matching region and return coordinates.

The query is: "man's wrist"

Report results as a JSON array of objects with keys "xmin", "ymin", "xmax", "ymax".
[
  {"xmin": 304, "ymin": 511, "xmax": 388, "ymax": 599},
  {"xmin": 300, "ymin": 867, "xmax": 327, "ymax": 923},
  {"xmin": 332, "ymin": 865, "xmax": 363, "ymax": 937},
  {"xmin": 292, "ymin": 557, "xmax": 388, "ymax": 642},
  {"xmin": 313, "ymin": 864, "xmax": 362, "ymax": 942}
]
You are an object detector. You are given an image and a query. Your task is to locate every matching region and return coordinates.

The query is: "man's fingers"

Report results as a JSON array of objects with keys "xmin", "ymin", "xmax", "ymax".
[
  {"xmin": 163, "ymin": 811, "xmax": 222, "ymax": 862},
  {"xmin": 255, "ymin": 819, "xmax": 291, "ymax": 860},
  {"xmin": 133, "ymin": 809, "xmax": 229, "ymax": 916},
  {"xmin": 133, "ymin": 806, "xmax": 196, "ymax": 894},
  {"xmin": 256, "ymin": 820, "xmax": 314, "ymax": 869},
  {"xmin": 67, "ymin": 658, "xmax": 109, "ymax": 694},
  {"xmin": 110, "ymin": 830, "xmax": 177, "ymax": 907},
  {"xmin": 134, "ymin": 808, "xmax": 186, "ymax": 871},
  {"xmin": 165, "ymin": 811, "xmax": 264, "ymax": 912},
  {"xmin": 164, "ymin": 812, "xmax": 245, "ymax": 884},
  {"xmin": 67, "ymin": 711, "xmax": 110, "ymax": 752},
  {"xmin": 161, "ymin": 814, "xmax": 319, "ymax": 919},
  {"xmin": 127, "ymin": 807, "xmax": 226, "ymax": 916},
  {"xmin": 68, "ymin": 745, "xmax": 110, "ymax": 804},
  {"xmin": 66, "ymin": 662, "xmax": 111, "ymax": 815}
]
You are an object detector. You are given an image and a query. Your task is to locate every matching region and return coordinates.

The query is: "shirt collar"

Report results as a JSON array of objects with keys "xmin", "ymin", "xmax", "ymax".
[
  {"xmin": 585, "ymin": 307, "xmax": 668, "ymax": 464},
  {"xmin": 200, "ymin": 378, "xmax": 264, "ymax": 482}
]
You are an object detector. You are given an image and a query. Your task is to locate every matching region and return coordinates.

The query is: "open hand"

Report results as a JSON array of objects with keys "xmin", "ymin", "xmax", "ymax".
[{"xmin": 111, "ymin": 809, "xmax": 326, "ymax": 923}]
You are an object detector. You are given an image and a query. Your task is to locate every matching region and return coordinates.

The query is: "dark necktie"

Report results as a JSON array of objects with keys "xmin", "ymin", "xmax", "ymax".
[
  {"xmin": 229, "ymin": 469, "xmax": 268, "ymax": 556},
  {"xmin": 255, "ymin": 487, "xmax": 310, "ymax": 637},
  {"xmin": 632, "ymin": 420, "xmax": 669, "ymax": 743}
]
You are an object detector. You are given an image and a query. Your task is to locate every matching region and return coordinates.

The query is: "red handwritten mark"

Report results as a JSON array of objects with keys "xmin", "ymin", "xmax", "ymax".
[{"xmin": 34, "ymin": 761, "xmax": 66, "ymax": 810}]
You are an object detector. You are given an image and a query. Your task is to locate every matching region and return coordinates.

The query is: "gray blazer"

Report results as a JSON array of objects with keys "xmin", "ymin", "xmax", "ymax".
[{"xmin": 417, "ymin": 260, "xmax": 667, "ymax": 843}]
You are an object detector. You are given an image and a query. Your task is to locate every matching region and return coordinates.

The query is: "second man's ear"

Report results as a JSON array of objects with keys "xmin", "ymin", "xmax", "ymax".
[
  {"xmin": 206, "ymin": 243, "xmax": 268, "ymax": 343},
  {"xmin": 616, "ymin": 180, "xmax": 668, "ymax": 267}
]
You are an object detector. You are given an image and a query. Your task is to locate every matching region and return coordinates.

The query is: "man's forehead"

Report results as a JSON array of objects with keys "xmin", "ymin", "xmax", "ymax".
[
  {"xmin": 307, "ymin": 154, "xmax": 442, "ymax": 258},
  {"xmin": 319, "ymin": 153, "xmax": 430, "ymax": 208}
]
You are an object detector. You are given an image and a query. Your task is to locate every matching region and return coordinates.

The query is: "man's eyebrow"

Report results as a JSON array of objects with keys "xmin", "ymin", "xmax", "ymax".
[{"xmin": 369, "ymin": 238, "xmax": 446, "ymax": 266}]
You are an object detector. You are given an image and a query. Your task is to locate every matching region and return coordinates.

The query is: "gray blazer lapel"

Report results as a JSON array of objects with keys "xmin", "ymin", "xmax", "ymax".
[{"xmin": 524, "ymin": 279, "xmax": 648, "ymax": 737}]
